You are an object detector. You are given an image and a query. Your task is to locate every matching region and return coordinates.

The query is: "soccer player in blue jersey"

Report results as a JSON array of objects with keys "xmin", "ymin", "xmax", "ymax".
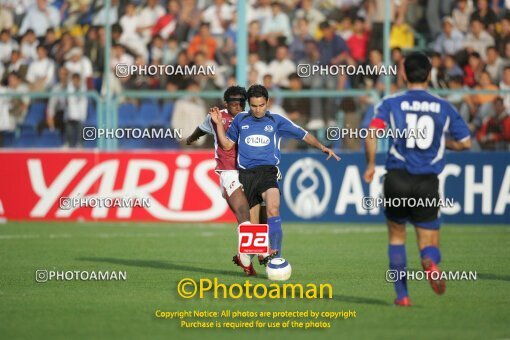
[
  {"xmin": 364, "ymin": 52, "xmax": 472, "ymax": 306},
  {"xmin": 211, "ymin": 84, "xmax": 340, "ymax": 262}
]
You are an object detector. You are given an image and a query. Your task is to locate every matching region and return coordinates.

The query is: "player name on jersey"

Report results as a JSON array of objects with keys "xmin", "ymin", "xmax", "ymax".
[{"xmin": 400, "ymin": 101, "xmax": 441, "ymax": 113}]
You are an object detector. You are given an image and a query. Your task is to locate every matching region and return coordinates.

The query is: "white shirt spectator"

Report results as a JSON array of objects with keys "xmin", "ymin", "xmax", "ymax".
[
  {"xmin": 137, "ymin": 4, "xmax": 165, "ymax": 44},
  {"xmin": 0, "ymin": 87, "xmax": 10, "ymax": 131},
  {"xmin": 92, "ymin": 3, "xmax": 119, "ymax": 26},
  {"xmin": 0, "ymin": 38, "xmax": 19, "ymax": 63},
  {"xmin": 267, "ymin": 58, "xmax": 296, "ymax": 88},
  {"xmin": 295, "ymin": 6, "xmax": 325, "ymax": 36},
  {"xmin": 18, "ymin": 3, "xmax": 60, "ymax": 37},
  {"xmin": 47, "ymin": 81, "xmax": 68, "ymax": 119},
  {"xmin": 201, "ymin": 2, "xmax": 233, "ymax": 35},
  {"xmin": 65, "ymin": 82, "xmax": 88, "ymax": 122},
  {"xmin": 120, "ymin": 12, "xmax": 141, "ymax": 41},
  {"xmin": 486, "ymin": 57, "xmax": 507, "ymax": 84},
  {"xmin": 251, "ymin": 60, "xmax": 269, "ymax": 83},
  {"xmin": 463, "ymin": 30, "xmax": 495, "ymax": 60},
  {"xmin": 433, "ymin": 28, "xmax": 464, "ymax": 55},
  {"xmin": 171, "ymin": 95, "xmax": 207, "ymax": 146},
  {"xmin": 21, "ymin": 40, "xmax": 38, "ymax": 62},
  {"xmin": 262, "ymin": 12, "xmax": 292, "ymax": 43},
  {"xmin": 65, "ymin": 56, "xmax": 93, "ymax": 83},
  {"xmin": 26, "ymin": 56, "xmax": 55, "ymax": 89}
]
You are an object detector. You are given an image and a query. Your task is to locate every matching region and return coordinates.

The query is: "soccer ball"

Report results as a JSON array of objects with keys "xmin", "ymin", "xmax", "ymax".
[{"xmin": 266, "ymin": 258, "xmax": 292, "ymax": 281}]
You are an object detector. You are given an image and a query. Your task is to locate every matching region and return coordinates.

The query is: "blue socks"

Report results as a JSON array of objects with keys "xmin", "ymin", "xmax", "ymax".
[
  {"xmin": 268, "ymin": 216, "xmax": 282, "ymax": 255},
  {"xmin": 389, "ymin": 244, "xmax": 408, "ymax": 300},
  {"xmin": 420, "ymin": 246, "xmax": 441, "ymax": 264}
]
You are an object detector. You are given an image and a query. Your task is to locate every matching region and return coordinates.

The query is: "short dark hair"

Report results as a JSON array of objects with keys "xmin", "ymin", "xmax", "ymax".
[
  {"xmin": 247, "ymin": 84, "xmax": 269, "ymax": 101},
  {"xmin": 404, "ymin": 52, "xmax": 432, "ymax": 83},
  {"xmin": 224, "ymin": 85, "xmax": 247, "ymax": 102}
]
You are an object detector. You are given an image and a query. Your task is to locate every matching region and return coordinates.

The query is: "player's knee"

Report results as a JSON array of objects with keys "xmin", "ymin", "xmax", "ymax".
[{"xmin": 266, "ymin": 206, "xmax": 280, "ymax": 217}]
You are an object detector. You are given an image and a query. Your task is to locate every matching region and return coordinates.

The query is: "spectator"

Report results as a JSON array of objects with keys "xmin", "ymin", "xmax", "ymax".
[
  {"xmin": 307, "ymin": 20, "xmax": 351, "ymax": 129},
  {"xmin": 294, "ymin": 0, "xmax": 326, "ymax": 37},
  {"xmin": 433, "ymin": 16, "xmax": 464, "ymax": 55},
  {"xmin": 187, "ymin": 22, "xmax": 217, "ymax": 61},
  {"xmin": 347, "ymin": 17, "xmax": 370, "ymax": 63},
  {"xmin": 163, "ymin": 36, "xmax": 181, "ymax": 65},
  {"xmin": 250, "ymin": 0, "xmax": 273, "ymax": 27},
  {"xmin": 0, "ymin": 29, "xmax": 19, "ymax": 64},
  {"xmin": 429, "ymin": 52, "xmax": 446, "ymax": 88},
  {"xmin": 152, "ymin": 0, "xmax": 179, "ymax": 40},
  {"xmin": 444, "ymin": 54, "xmax": 464, "ymax": 81},
  {"xmin": 248, "ymin": 20, "xmax": 265, "ymax": 57},
  {"xmin": 248, "ymin": 53, "xmax": 269, "ymax": 84},
  {"xmin": 462, "ymin": 70, "xmax": 499, "ymax": 128},
  {"xmin": 25, "ymin": 45, "xmax": 55, "ymax": 91},
  {"xmin": 289, "ymin": 17, "xmax": 312, "ymax": 62},
  {"xmin": 42, "ymin": 28, "xmax": 58, "ymax": 59},
  {"xmin": 46, "ymin": 67, "xmax": 69, "ymax": 135},
  {"xmin": 446, "ymin": 75, "xmax": 467, "ymax": 109},
  {"xmin": 64, "ymin": 73, "xmax": 87, "ymax": 148},
  {"xmin": 201, "ymin": 0, "xmax": 233, "ymax": 38},
  {"xmin": 485, "ymin": 46, "xmax": 507, "ymax": 83},
  {"xmin": 470, "ymin": 0, "xmax": 498, "ymax": 34},
  {"xmin": 118, "ymin": 3, "xmax": 147, "ymax": 60},
  {"xmin": 267, "ymin": 45, "xmax": 296, "ymax": 88},
  {"xmin": 464, "ymin": 52, "xmax": 485, "ymax": 87},
  {"xmin": 53, "ymin": 31, "xmax": 74, "ymax": 65},
  {"xmin": 137, "ymin": 0, "xmax": 165, "ymax": 45},
  {"xmin": 92, "ymin": 0, "xmax": 119, "ymax": 26},
  {"xmin": 463, "ymin": 18, "xmax": 495, "ymax": 60},
  {"xmin": 452, "ymin": 0, "xmax": 473, "ymax": 33},
  {"xmin": 263, "ymin": 74, "xmax": 283, "ymax": 107},
  {"xmin": 0, "ymin": 5, "xmax": 14, "ymax": 32},
  {"xmin": 6, "ymin": 50, "xmax": 27, "ymax": 78},
  {"xmin": 261, "ymin": 1, "xmax": 292, "ymax": 60},
  {"xmin": 367, "ymin": 0, "xmax": 407, "ymax": 51},
  {"xmin": 20, "ymin": 29, "xmax": 38, "ymax": 63},
  {"xmin": 496, "ymin": 16, "xmax": 510, "ymax": 56},
  {"xmin": 426, "ymin": 0, "xmax": 455, "ymax": 39},
  {"xmin": 6, "ymin": 72, "xmax": 30, "ymax": 131},
  {"xmin": 171, "ymin": 80, "xmax": 207, "ymax": 147},
  {"xmin": 64, "ymin": 47, "xmax": 93, "ymax": 88},
  {"xmin": 476, "ymin": 97, "xmax": 510, "ymax": 150},
  {"xmin": 18, "ymin": 0, "xmax": 60, "ymax": 37},
  {"xmin": 500, "ymin": 66, "xmax": 510, "ymax": 111},
  {"xmin": 282, "ymin": 73, "xmax": 310, "ymax": 127}
]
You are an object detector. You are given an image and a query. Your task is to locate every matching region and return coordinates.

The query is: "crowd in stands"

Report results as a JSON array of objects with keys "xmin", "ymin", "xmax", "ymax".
[{"xmin": 0, "ymin": 0, "xmax": 509, "ymax": 150}]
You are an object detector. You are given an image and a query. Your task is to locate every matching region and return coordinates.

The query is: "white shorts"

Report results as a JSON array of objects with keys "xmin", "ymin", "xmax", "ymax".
[{"xmin": 219, "ymin": 170, "xmax": 242, "ymax": 199}]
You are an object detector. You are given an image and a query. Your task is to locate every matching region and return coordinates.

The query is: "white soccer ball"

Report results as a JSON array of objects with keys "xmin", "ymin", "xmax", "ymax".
[{"xmin": 266, "ymin": 258, "xmax": 292, "ymax": 281}]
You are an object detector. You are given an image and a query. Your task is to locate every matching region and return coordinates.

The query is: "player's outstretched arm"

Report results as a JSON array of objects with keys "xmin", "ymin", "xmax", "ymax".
[
  {"xmin": 185, "ymin": 127, "xmax": 207, "ymax": 145},
  {"xmin": 364, "ymin": 128, "xmax": 378, "ymax": 183},
  {"xmin": 210, "ymin": 107, "xmax": 235, "ymax": 151},
  {"xmin": 303, "ymin": 133, "xmax": 341, "ymax": 161}
]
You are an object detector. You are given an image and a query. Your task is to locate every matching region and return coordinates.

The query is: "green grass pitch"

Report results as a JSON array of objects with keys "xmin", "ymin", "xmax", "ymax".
[{"xmin": 1, "ymin": 222, "xmax": 509, "ymax": 340}]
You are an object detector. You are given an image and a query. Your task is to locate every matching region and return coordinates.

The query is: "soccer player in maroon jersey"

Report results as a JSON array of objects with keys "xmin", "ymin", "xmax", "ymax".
[{"xmin": 186, "ymin": 86, "xmax": 274, "ymax": 276}]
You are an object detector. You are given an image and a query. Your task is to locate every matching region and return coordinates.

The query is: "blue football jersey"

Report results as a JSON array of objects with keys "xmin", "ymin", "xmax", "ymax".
[
  {"xmin": 373, "ymin": 89, "xmax": 470, "ymax": 175},
  {"xmin": 226, "ymin": 111, "xmax": 308, "ymax": 169}
]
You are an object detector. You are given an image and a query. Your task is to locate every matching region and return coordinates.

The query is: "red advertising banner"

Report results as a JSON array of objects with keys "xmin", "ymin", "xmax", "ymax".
[{"xmin": 0, "ymin": 151, "xmax": 236, "ymax": 222}]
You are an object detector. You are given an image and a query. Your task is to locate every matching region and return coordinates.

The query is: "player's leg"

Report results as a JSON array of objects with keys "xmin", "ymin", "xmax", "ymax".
[
  {"xmin": 411, "ymin": 174, "xmax": 445, "ymax": 295},
  {"xmin": 262, "ymin": 187, "xmax": 282, "ymax": 255},
  {"xmin": 384, "ymin": 170, "xmax": 412, "ymax": 306},
  {"xmin": 249, "ymin": 203, "xmax": 261, "ymax": 224},
  {"xmin": 387, "ymin": 219, "xmax": 410, "ymax": 306},
  {"xmin": 221, "ymin": 171, "xmax": 255, "ymax": 276}
]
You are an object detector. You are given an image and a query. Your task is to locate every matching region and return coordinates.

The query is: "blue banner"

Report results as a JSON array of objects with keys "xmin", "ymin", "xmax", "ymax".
[{"xmin": 279, "ymin": 152, "xmax": 510, "ymax": 224}]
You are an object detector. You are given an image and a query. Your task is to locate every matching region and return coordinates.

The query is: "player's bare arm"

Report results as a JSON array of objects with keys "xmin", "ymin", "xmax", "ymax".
[
  {"xmin": 364, "ymin": 129, "xmax": 378, "ymax": 183},
  {"xmin": 185, "ymin": 127, "xmax": 207, "ymax": 145},
  {"xmin": 303, "ymin": 133, "xmax": 341, "ymax": 161},
  {"xmin": 210, "ymin": 107, "xmax": 235, "ymax": 151}
]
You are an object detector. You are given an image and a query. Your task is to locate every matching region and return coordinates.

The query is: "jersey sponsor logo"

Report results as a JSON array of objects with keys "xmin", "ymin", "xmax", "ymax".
[
  {"xmin": 264, "ymin": 125, "xmax": 274, "ymax": 132},
  {"xmin": 283, "ymin": 157, "xmax": 332, "ymax": 218},
  {"xmin": 241, "ymin": 125, "xmax": 249, "ymax": 129},
  {"xmin": 245, "ymin": 134, "xmax": 270, "ymax": 147}
]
